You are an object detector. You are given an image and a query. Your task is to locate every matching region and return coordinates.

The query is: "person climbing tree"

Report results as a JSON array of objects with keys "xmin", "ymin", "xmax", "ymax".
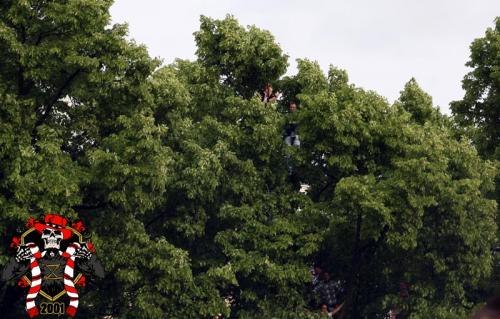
[
  {"xmin": 314, "ymin": 271, "xmax": 345, "ymax": 317},
  {"xmin": 0, "ymin": 2, "xmax": 497, "ymax": 317},
  {"xmin": 284, "ymin": 101, "xmax": 300, "ymax": 147},
  {"xmin": 262, "ymin": 83, "xmax": 278, "ymax": 104}
]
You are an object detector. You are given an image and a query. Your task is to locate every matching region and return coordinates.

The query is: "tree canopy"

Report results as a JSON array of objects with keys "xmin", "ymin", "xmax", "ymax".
[
  {"xmin": 451, "ymin": 18, "xmax": 500, "ymax": 161},
  {"xmin": 0, "ymin": 2, "xmax": 497, "ymax": 318},
  {"xmin": 451, "ymin": 16, "xmax": 500, "ymax": 300}
]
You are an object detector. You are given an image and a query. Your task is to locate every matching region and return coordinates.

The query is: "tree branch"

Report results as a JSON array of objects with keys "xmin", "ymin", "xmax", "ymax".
[
  {"xmin": 339, "ymin": 211, "xmax": 363, "ymax": 319},
  {"xmin": 361, "ymin": 224, "xmax": 390, "ymax": 259},
  {"xmin": 34, "ymin": 69, "xmax": 82, "ymax": 127},
  {"xmin": 145, "ymin": 208, "xmax": 176, "ymax": 231},
  {"xmin": 312, "ymin": 173, "xmax": 335, "ymax": 202}
]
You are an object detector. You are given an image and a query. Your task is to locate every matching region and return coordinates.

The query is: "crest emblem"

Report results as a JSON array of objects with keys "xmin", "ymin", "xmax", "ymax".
[{"xmin": 1, "ymin": 214, "xmax": 104, "ymax": 318}]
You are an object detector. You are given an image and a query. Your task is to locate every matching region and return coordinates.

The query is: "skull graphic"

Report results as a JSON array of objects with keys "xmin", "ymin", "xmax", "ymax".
[{"xmin": 41, "ymin": 228, "xmax": 63, "ymax": 249}]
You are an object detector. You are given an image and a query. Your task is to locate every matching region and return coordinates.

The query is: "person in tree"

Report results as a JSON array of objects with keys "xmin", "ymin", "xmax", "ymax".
[
  {"xmin": 262, "ymin": 83, "xmax": 278, "ymax": 104},
  {"xmin": 320, "ymin": 304, "xmax": 331, "ymax": 318},
  {"xmin": 309, "ymin": 263, "xmax": 324, "ymax": 310},
  {"xmin": 283, "ymin": 101, "xmax": 301, "ymax": 178},
  {"xmin": 284, "ymin": 101, "xmax": 300, "ymax": 147},
  {"xmin": 314, "ymin": 271, "xmax": 345, "ymax": 317}
]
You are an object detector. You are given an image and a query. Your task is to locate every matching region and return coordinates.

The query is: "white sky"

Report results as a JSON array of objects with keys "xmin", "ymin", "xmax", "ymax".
[{"xmin": 111, "ymin": 0, "xmax": 500, "ymax": 114}]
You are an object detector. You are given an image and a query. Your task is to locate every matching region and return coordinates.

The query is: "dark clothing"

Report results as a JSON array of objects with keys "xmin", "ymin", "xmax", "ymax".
[
  {"xmin": 284, "ymin": 111, "xmax": 300, "ymax": 147},
  {"xmin": 314, "ymin": 279, "xmax": 344, "ymax": 308},
  {"xmin": 284, "ymin": 122, "xmax": 298, "ymax": 137},
  {"xmin": 283, "ymin": 110, "xmax": 299, "ymax": 137}
]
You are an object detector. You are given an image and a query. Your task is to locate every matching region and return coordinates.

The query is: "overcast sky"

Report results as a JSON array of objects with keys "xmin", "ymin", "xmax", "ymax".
[{"xmin": 110, "ymin": 0, "xmax": 500, "ymax": 114}]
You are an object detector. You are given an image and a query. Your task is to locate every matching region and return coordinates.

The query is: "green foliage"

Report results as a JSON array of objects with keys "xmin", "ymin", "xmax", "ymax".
[
  {"xmin": 396, "ymin": 78, "xmax": 439, "ymax": 125},
  {"xmin": 290, "ymin": 60, "xmax": 497, "ymax": 317},
  {"xmin": 195, "ymin": 15, "xmax": 289, "ymax": 99},
  {"xmin": 0, "ymin": 2, "xmax": 497, "ymax": 319},
  {"xmin": 451, "ymin": 17, "xmax": 500, "ymax": 299},
  {"xmin": 451, "ymin": 18, "xmax": 500, "ymax": 160}
]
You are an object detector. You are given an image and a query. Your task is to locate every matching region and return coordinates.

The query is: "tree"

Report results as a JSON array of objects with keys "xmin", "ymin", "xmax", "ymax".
[
  {"xmin": 147, "ymin": 57, "xmax": 324, "ymax": 318},
  {"xmin": 194, "ymin": 15, "xmax": 289, "ymax": 99},
  {"xmin": 451, "ymin": 18, "xmax": 500, "ymax": 160},
  {"xmin": 292, "ymin": 60, "xmax": 496, "ymax": 318},
  {"xmin": 451, "ymin": 16, "xmax": 500, "ymax": 299},
  {"xmin": 0, "ymin": 4, "xmax": 319, "ymax": 318},
  {"xmin": 397, "ymin": 78, "xmax": 440, "ymax": 125},
  {"xmin": 0, "ymin": 0, "xmax": 194, "ymax": 317},
  {"xmin": 0, "ymin": 2, "xmax": 496, "ymax": 318}
]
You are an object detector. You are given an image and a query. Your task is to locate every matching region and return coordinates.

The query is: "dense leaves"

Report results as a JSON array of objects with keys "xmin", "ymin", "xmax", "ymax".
[
  {"xmin": 291, "ymin": 60, "xmax": 496, "ymax": 318},
  {"xmin": 195, "ymin": 15, "xmax": 288, "ymax": 99},
  {"xmin": 451, "ymin": 18, "xmax": 500, "ymax": 160},
  {"xmin": 0, "ymin": 2, "xmax": 497, "ymax": 318},
  {"xmin": 451, "ymin": 17, "xmax": 500, "ymax": 300}
]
